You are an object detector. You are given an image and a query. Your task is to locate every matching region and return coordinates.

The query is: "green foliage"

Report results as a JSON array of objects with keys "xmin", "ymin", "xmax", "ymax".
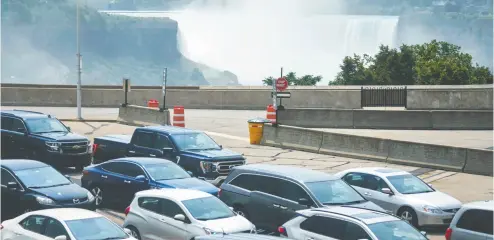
[
  {"xmin": 262, "ymin": 72, "xmax": 322, "ymax": 86},
  {"xmin": 331, "ymin": 40, "xmax": 493, "ymax": 85}
]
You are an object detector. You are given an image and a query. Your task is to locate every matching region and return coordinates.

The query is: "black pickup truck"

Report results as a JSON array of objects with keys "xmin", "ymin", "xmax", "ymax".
[
  {"xmin": 92, "ymin": 125, "xmax": 246, "ymax": 185},
  {"xmin": 0, "ymin": 110, "xmax": 92, "ymax": 170}
]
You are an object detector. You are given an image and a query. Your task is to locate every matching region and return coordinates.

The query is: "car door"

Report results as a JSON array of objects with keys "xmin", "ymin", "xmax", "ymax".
[
  {"xmin": 271, "ymin": 179, "xmax": 315, "ymax": 230},
  {"xmin": 1, "ymin": 116, "xmax": 14, "ymax": 158},
  {"xmin": 299, "ymin": 215, "xmax": 344, "ymax": 240},
  {"xmin": 361, "ymin": 174, "xmax": 400, "ymax": 211},
  {"xmin": 117, "ymin": 162, "xmax": 150, "ymax": 204},
  {"xmin": 243, "ymin": 175, "xmax": 280, "ymax": 231},
  {"xmin": 150, "ymin": 198, "xmax": 190, "ymax": 240},
  {"xmin": 43, "ymin": 217, "xmax": 71, "ymax": 240},
  {"xmin": 99, "ymin": 162, "xmax": 127, "ymax": 203},
  {"xmin": 155, "ymin": 134, "xmax": 178, "ymax": 161},
  {"xmin": 10, "ymin": 118, "xmax": 29, "ymax": 157},
  {"xmin": 127, "ymin": 131, "xmax": 157, "ymax": 157},
  {"xmin": 1, "ymin": 168, "xmax": 24, "ymax": 219},
  {"xmin": 454, "ymin": 209, "xmax": 493, "ymax": 240},
  {"xmin": 9, "ymin": 215, "xmax": 51, "ymax": 240}
]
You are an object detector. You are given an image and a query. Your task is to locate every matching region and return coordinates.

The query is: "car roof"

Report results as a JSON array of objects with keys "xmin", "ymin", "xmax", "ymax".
[
  {"xmin": 461, "ymin": 200, "xmax": 494, "ymax": 211},
  {"xmin": 343, "ymin": 167, "xmax": 410, "ymax": 177},
  {"xmin": 136, "ymin": 188, "xmax": 213, "ymax": 201},
  {"xmin": 299, "ymin": 206, "xmax": 399, "ymax": 225},
  {"xmin": 108, "ymin": 157, "xmax": 173, "ymax": 166},
  {"xmin": 1, "ymin": 160, "xmax": 49, "ymax": 171},
  {"xmin": 233, "ymin": 164, "xmax": 338, "ymax": 182},
  {"xmin": 195, "ymin": 233, "xmax": 285, "ymax": 240},
  {"xmin": 138, "ymin": 125, "xmax": 202, "ymax": 135},
  {"xmin": 24, "ymin": 208, "xmax": 104, "ymax": 221},
  {"xmin": 1, "ymin": 110, "xmax": 49, "ymax": 119}
]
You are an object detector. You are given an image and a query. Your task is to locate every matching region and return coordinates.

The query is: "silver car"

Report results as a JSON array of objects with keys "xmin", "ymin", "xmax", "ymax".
[
  {"xmin": 335, "ymin": 167, "xmax": 462, "ymax": 227},
  {"xmin": 446, "ymin": 200, "xmax": 493, "ymax": 240}
]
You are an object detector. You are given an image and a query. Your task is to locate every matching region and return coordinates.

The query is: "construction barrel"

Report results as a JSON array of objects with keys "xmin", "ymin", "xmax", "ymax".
[
  {"xmin": 266, "ymin": 105, "xmax": 276, "ymax": 123},
  {"xmin": 173, "ymin": 106, "xmax": 185, "ymax": 127}
]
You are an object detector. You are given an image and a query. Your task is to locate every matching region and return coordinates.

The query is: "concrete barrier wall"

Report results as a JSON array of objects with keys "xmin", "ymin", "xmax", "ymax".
[
  {"xmin": 117, "ymin": 105, "xmax": 170, "ymax": 126},
  {"xmin": 261, "ymin": 124, "xmax": 493, "ymax": 176},
  {"xmin": 1, "ymin": 84, "xmax": 492, "ymax": 110},
  {"xmin": 277, "ymin": 108, "xmax": 493, "ymax": 130}
]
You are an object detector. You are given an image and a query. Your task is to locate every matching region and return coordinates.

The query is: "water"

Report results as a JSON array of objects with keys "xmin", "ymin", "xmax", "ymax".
[{"xmin": 104, "ymin": 10, "xmax": 398, "ymax": 85}]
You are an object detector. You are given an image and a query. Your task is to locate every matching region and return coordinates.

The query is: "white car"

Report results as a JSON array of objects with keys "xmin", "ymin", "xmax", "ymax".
[
  {"xmin": 1, "ymin": 208, "xmax": 136, "ymax": 240},
  {"xmin": 335, "ymin": 167, "xmax": 462, "ymax": 227},
  {"xmin": 123, "ymin": 189, "xmax": 256, "ymax": 240}
]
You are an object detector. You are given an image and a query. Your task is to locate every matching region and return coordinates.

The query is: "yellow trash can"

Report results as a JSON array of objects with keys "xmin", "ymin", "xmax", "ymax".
[{"xmin": 248, "ymin": 118, "xmax": 270, "ymax": 145}]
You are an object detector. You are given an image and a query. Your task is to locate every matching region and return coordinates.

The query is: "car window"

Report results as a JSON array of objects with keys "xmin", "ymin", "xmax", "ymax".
[
  {"xmin": 182, "ymin": 196, "xmax": 235, "ymax": 221},
  {"xmin": 343, "ymin": 172, "xmax": 366, "ymax": 188},
  {"xmin": 368, "ymin": 220, "xmax": 427, "ymax": 240},
  {"xmin": 1, "ymin": 168, "xmax": 17, "ymax": 186},
  {"xmin": 363, "ymin": 174, "xmax": 390, "ymax": 191},
  {"xmin": 160, "ymin": 198, "xmax": 186, "ymax": 219},
  {"xmin": 155, "ymin": 134, "xmax": 173, "ymax": 149},
  {"xmin": 20, "ymin": 215, "xmax": 47, "ymax": 234},
  {"xmin": 44, "ymin": 218, "xmax": 70, "ymax": 239},
  {"xmin": 276, "ymin": 179, "xmax": 312, "ymax": 203},
  {"xmin": 119, "ymin": 163, "xmax": 145, "ymax": 178},
  {"xmin": 11, "ymin": 118, "xmax": 26, "ymax": 133},
  {"xmin": 228, "ymin": 174, "xmax": 278, "ymax": 195},
  {"xmin": 1, "ymin": 117, "xmax": 13, "ymax": 130},
  {"xmin": 138, "ymin": 197, "xmax": 160, "ymax": 213},
  {"xmin": 305, "ymin": 180, "xmax": 366, "ymax": 205},
  {"xmin": 386, "ymin": 174, "xmax": 433, "ymax": 194},
  {"xmin": 300, "ymin": 215, "xmax": 347, "ymax": 239},
  {"xmin": 144, "ymin": 163, "xmax": 190, "ymax": 181},
  {"xmin": 132, "ymin": 131, "xmax": 155, "ymax": 148},
  {"xmin": 456, "ymin": 209, "xmax": 493, "ymax": 235},
  {"xmin": 344, "ymin": 222, "xmax": 371, "ymax": 240}
]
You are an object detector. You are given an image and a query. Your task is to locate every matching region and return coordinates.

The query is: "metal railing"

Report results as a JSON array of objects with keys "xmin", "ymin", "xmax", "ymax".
[{"xmin": 361, "ymin": 86, "xmax": 407, "ymax": 107}]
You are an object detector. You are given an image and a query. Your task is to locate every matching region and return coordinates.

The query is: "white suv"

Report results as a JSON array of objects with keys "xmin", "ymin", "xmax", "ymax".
[
  {"xmin": 279, "ymin": 206, "xmax": 429, "ymax": 240},
  {"xmin": 445, "ymin": 200, "xmax": 493, "ymax": 240},
  {"xmin": 123, "ymin": 189, "xmax": 256, "ymax": 240}
]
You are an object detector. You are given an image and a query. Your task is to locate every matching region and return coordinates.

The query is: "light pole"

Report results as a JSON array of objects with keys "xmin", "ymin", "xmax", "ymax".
[{"xmin": 76, "ymin": 0, "xmax": 82, "ymax": 120}]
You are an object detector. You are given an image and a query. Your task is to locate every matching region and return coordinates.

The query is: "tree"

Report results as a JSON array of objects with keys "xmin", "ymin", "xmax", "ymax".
[
  {"xmin": 262, "ymin": 71, "xmax": 323, "ymax": 86},
  {"xmin": 332, "ymin": 40, "xmax": 493, "ymax": 85}
]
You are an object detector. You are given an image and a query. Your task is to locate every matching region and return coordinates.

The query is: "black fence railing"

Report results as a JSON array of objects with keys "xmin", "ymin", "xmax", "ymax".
[{"xmin": 361, "ymin": 86, "xmax": 407, "ymax": 107}]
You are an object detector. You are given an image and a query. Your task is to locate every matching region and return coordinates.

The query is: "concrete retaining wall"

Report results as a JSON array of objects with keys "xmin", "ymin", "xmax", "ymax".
[
  {"xmin": 407, "ymin": 87, "xmax": 493, "ymax": 110},
  {"xmin": 261, "ymin": 124, "xmax": 493, "ymax": 176},
  {"xmin": 117, "ymin": 105, "xmax": 170, "ymax": 126},
  {"xmin": 277, "ymin": 108, "xmax": 493, "ymax": 130}
]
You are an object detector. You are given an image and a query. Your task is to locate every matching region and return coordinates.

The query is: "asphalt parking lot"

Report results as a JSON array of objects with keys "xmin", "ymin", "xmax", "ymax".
[{"xmin": 61, "ymin": 121, "xmax": 493, "ymax": 240}]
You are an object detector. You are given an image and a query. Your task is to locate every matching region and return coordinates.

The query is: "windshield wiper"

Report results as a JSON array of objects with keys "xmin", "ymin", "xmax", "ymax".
[
  {"xmin": 35, "ymin": 183, "xmax": 70, "ymax": 188},
  {"xmin": 30, "ymin": 186, "xmax": 50, "ymax": 189},
  {"xmin": 323, "ymin": 202, "xmax": 344, "ymax": 206},
  {"xmin": 92, "ymin": 237, "xmax": 125, "ymax": 240},
  {"xmin": 342, "ymin": 200, "xmax": 368, "ymax": 205}
]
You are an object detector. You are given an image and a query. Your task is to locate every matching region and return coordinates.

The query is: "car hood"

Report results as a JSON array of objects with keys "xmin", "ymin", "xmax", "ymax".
[
  {"xmin": 30, "ymin": 183, "xmax": 89, "ymax": 201},
  {"xmin": 324, "ymin": 200, "xmax": 385, "ymax": 212},
  {"xmin": 32, "ymin": 132, "xmax": 88, "ymax": 142},
  {"xmin": 198, "ymin": 215, "xmax": 254, "ymax": 233},
  {"xmin": 405, "ymin": 191, "xmax": 462, "ymax": 209},
  {"xmin": 157, "ymin": 178, "xmax": 219, "ymax": 195},
  {"xmin": 181, "ymin": 149, "xmax": 244, "ymax": 160}
]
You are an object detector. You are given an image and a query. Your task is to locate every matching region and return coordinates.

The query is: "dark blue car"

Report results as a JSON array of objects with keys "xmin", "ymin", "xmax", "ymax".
[
  {"xmin": 80, "ymin": 157, "xmax": 220, "ymax": 207},
  {"xmin": 1, "ymin": 159, "xmax": 96, "ymax": 220}
]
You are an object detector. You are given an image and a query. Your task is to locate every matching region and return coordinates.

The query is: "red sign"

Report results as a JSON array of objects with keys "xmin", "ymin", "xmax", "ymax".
[{"xmin": 276, "ymin": 77, "xmax": 288, "ymax": 92}]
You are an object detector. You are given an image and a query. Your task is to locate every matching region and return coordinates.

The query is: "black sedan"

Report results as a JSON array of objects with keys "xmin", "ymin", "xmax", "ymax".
[{"xmin": 1, "ymin": 159, "xmax": 96, "ymax": 220}]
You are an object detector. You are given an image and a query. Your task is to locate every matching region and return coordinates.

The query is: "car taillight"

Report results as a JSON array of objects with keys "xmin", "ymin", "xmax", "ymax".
[
  {"xmin": 82, "ymin": 170, "xmax": 89, "ymax": 176},
  {"xmin": 278, "ymin": 226, "xmax": 287, "ymax": 237},
  {"xmin": 92, "ymin": 144, "xmax": 98, "ymax": 155},
  {"xmin": 217, "ymin": 189, "xmax": 222, "ymax": 198},
  {"xmin": 124, "ymin": 206, "xmax": 130, "ymax": 216},
  {"xmin": 445, "ymin": 227, "xmax": 452, "ymax": 240}
]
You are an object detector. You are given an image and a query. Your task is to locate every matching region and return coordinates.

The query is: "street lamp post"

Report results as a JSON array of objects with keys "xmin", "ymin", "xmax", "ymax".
[{"xmin": 76, "ymin": 0, "xmax": 82, "ymax": 120}]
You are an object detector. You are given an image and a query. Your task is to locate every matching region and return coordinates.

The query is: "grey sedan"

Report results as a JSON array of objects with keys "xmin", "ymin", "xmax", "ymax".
[{"xmin": 335, "ymin": 167, "xmax": 462, "ymax": 228}]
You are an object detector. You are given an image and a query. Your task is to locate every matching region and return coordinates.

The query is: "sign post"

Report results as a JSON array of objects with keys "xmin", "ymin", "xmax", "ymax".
[
  {"xmin": 160, "ymin": 68, "xmax": 168, "ymax": 112},
  {"xmin": 122, "ymin": 78, "xmax": 130, "ymax": 107}
]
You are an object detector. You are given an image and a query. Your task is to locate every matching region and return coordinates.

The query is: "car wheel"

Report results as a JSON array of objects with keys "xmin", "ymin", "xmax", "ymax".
[
  {"xmin": 90, "ymin": 186, "xmax": 104, "ymax": 207},
  {"xmin": 233, "ymin": 205, "xmax": 249, "ymax": 219},
  {"xmin": 127, "ymin": 226, "xmax": 141, "ymax": 240},
  {"xmin": 398, "ymin": 207, "xmax": 418, "ymax": 227}
]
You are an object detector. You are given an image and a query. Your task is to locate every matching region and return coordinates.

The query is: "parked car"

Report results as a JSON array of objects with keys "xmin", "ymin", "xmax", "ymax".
[
  {"xmin": 81, "ymin": 157, "xmax": 219, "ymax": 207},
  {"xmin": 194, "ymin": 233, "xmax": 285, "ymax": 240},
  {"xmin": 92, "ymin": 125, "xmax": 246, "ymax": 185},
  {"xmin": 218, "ymin": 164, "xmax": 384, "ymax": 233},
  {"xmin": 1, "ymin": 160, "xmax": 96, "ymax": 220},
  {"xmin": 280, "ymin": 206, "xmax": 429, "ymax": 240},
  {"xmin": 123, "ymin": 189, "xmax": 256, "ymax": 240},
  {"xmin": 335, "ymin": 167, "xmax": 462, "ymax": 227},
  {"xmin": 1, "ymin": 208, "xmax": 136, "ymax": 240},
  {"xmin": 445, "ymin": 200, "xmax": 493, "ymax": 240},
  {"xmin": 0, "ymin": 110, "xmax": 92, "ymax": 170}
]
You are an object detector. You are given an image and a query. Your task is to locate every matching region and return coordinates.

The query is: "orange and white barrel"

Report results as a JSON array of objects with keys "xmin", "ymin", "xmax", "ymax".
[
  {"xmin": 266, "ymin": 105, "xmax": 276, "ymax": 123},
  {"xmin": 173, "ymin": 106, "xmax": 185, "ymax": 127}
]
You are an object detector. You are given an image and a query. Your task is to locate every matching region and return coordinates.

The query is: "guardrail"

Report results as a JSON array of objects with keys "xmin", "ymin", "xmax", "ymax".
[{"xmin": 361, "ymin": 86, "xmax": 407, "ymax": 107}]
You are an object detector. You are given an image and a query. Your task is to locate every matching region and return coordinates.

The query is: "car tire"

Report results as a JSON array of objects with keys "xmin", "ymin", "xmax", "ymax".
[
  {"xmin": 90, "ymin": 185, "xmax": 104, "ymax": 207},
  {"xmin": 398, "ymin": 207, "xmax": 419, "ymax": 227},
  {"xmin": 127, "ymin": 226, "xmax": 141, "ymax": 240},
  {"xmin": 233, "ymin": 205, "xmax": 250, "ymax": 220}
]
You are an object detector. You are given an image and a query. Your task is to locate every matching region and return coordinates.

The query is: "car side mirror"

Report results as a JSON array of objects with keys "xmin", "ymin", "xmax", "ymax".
[
  {"xmin": 54, "ymin": 235, "xmax": 67, "ymax": 240},
  {"xmin": 219, "ymin": 145, "xmax": 223, "ymax": 149},
  {"xmin": 135, "ymin": 175, "xmax": 147, "ymax": 182},
  {"xmin": 298, "ymin": 198, "xmax": 311, "ymax": 207},
  {"xmin": 420, "ymin": 231, "xmax": 427, "ymax": 237},
  {"xmin": 173, "ymin": 214, "xmax": 186, "ymax": 222},
  {"xmin": 186, "ymin": 171, "xmax": 194, "ymax": 177},
  {"xmin": 66, "ymin": 126, "xmax": 71, "ymax": 132},
  {"xmin": 381, "ymin": 188, "xmax": 394, "ymax": 195},
  {"xmin": 7, "ymin": 182, "xmax": 19, "ymax": 190},
  {"xmin": 123, "ymin": 228, "xmax": 132, "ymax": 235}
]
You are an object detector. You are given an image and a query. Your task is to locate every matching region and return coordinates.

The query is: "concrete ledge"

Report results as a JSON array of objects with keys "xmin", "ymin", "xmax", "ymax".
[
  {"xmin": 117, "ymin": 105, "xmax": 170, "ymax": 126},
  {"xmin": 278, "ymin": 108, "xmax": 493, "ymax": 130},
  {"xmin": 260, "ymin": 124, "xmax": 493, "ymax": 176}
]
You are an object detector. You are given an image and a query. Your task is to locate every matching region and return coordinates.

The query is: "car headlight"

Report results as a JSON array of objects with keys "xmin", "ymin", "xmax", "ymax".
[
  {"xmin": 200, "ymin": 161, "xmax": 214, "ymax": 173},
  {"xmin": 203, "ymin": 227, "xmax": 221, "ymax": 235},
  {"xmin": 36, "ymin": 196, "xmax": 55, "ymax": 205},
  {"xmin": 423, "ymin": 205, "xmax": 443, "ymax": 214},
  {"xmin": 87, "ymin": 191, "xmax": 95, "ymax": 201},
  {"xmin": 46, "ymin": 142, "xmax": 61, "ymax": 152}
]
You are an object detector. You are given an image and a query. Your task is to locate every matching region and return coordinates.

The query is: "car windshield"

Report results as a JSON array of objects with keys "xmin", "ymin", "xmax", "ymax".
[
  {"xmin": 182, "ymin": 196, "xmax": 235, "ymax": 221},
  {"xmin": 368, "ymin": 220, "xmax": 428, "ymax": 240},
  {"xmin": 65, "ymin": 216, "xmax": 128, "ymax": 240},
  {"xmin": 305, "ymin": 179, "xmax": 367, "ymax": 205},
  {"xmin": 386, "ymin": 174, "xmax": 434, "ymax": 194},
  {"xmin": 144, "ymin": 163, "xmax": 191, "ymax": 181},
  {"xmin": 171, "ymin": 133, "xmax": 220, "ymax": 151},
  {"xmin": 25, "ymin": 118, "xmax": 68, "ymax": 134},
  {"xmin": 14, "ymin": 167, "xmax": 71, "ymax": 188}
]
